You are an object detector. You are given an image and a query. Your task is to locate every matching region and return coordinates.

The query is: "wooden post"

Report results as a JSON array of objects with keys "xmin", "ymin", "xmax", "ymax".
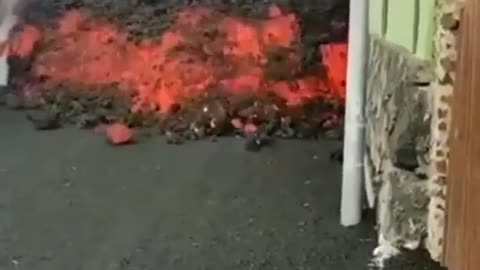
[{"xmin": 445, "ymin": 0, "xmax": 480, "ymax": 269}]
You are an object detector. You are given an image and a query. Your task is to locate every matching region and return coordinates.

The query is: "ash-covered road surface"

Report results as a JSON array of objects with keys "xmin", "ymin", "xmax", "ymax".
[{"xmin": 0, "ymin": 109, "xmax": 444, "ymax": 269}]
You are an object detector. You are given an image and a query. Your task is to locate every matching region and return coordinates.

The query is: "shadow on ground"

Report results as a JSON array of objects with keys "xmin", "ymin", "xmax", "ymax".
[{"xmin": 0, "ymin": 109, "xmax": 444, "ymax": 270}]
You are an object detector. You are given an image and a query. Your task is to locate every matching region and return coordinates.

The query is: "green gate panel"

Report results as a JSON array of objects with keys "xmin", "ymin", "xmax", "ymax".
[
  {"xmin": 369, "ymin": 0, "xmax": 387, "ymax": 37},
  {"xmin": 416, "ymin": 0, "xmax": 436, "ymax": 59},
  {"xmin": 385, "ymin": 0, "xmax": 417, "ymax": 52}
]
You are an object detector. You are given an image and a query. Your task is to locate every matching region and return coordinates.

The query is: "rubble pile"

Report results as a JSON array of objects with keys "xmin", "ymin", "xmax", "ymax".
[
  {"xmin": 1, "ymin": 83, "xmax": 343, "ymax": 150},
  {"xmin": 1, "ymin": 0, "xmax": 348, "ymax": 150}
]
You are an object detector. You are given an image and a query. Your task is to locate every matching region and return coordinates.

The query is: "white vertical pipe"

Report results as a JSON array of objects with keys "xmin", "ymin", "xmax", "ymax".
[
  {"xmin": 340, "ymin": 0, "xmax": 368, "ymax": 227},
  {"xmin": 0, "ymin": 0, "xmax": 19, "ymax": 86}
]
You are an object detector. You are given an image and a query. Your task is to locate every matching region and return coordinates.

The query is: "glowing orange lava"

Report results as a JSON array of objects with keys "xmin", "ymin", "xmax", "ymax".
[{"xmin": 6, "ymin": 5, "xmax": 347, "ymax": 113}]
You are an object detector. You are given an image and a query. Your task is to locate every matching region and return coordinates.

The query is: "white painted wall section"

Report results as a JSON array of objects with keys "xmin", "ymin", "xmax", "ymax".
[{"xmin": 0, "ymin": 0, "xmax": 19, "ymax": 86}]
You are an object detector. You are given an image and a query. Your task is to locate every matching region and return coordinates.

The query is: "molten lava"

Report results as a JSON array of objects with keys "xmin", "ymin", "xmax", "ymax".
[{"xmin": 5, "ymin": 5, "xmax": 347, "ymax": 113}]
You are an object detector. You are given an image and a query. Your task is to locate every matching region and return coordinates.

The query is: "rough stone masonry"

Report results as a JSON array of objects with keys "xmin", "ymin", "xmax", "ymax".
[
  {"xmin": 365, "ymin": 38, "xmax": 434, "ymax": 251},
  {"xmin": 365, "ymin": 1, "xmax": 466, "ymax": 262}
]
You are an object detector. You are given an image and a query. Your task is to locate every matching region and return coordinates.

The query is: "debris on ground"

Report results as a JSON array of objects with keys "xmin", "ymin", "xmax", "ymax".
[
  {"xmin": 106, "ymin": 123, "xmax": 135, "ymax": 145},
  {"xmin": 26, "ymin": 109, "xmax": 61, "ymax": 130}
]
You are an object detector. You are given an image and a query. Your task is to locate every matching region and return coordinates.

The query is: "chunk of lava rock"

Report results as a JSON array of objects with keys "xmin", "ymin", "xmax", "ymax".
[
  {"xmin": 231, "ymin": 118, "xmax": 244, "ymax": 129},
  {"xmin": 26, "ymin": 110, "xmax": 61, "ymax": 130},
  {"xmin": 244, "ymin": 123, "xmax": 258, "ymax": 135},
  {"xmin": 106, "ymin": 123, "xmax": 134, "ymax": 145}
]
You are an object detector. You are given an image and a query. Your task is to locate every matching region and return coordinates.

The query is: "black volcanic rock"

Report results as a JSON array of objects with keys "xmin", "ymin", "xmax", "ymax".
[{"xmin": 26, "ymin": 109, "xmax": 61, "ymax": 130}]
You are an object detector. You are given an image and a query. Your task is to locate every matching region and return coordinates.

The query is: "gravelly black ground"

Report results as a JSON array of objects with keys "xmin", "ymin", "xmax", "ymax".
[{"xmin": 0, "ymin": 109, "xmax": 445, "ymax": 270}]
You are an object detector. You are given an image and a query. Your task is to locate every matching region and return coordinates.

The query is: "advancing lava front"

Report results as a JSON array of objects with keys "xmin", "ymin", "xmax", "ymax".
[{"xmin": 1, "ymin": 0, "xmax": 348, "ymax": 149}]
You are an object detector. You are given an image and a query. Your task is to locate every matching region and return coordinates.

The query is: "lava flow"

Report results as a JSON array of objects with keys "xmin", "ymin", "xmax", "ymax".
[{"xmin": 4, "ymin": 4, "xmax": 347, "ymax": 113}]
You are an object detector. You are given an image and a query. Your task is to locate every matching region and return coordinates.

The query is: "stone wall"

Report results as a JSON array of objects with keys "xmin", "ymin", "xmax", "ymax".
[
  {"xmin": 365, "ymin": 0, "xmax": 466, "ymax": 263},
  {"xmin": 365, "ymin": 37, "xmax": 434, "ymax": 250}
]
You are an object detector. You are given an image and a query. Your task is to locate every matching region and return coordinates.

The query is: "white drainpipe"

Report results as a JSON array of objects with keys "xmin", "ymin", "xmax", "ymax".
[
  {"xmin": 340, "ymin": 0, "xmax": 368, "ymax": 227},
  {"xmin": 0, "ymin": 0, "xmax": 19, "ymax": 86}
]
